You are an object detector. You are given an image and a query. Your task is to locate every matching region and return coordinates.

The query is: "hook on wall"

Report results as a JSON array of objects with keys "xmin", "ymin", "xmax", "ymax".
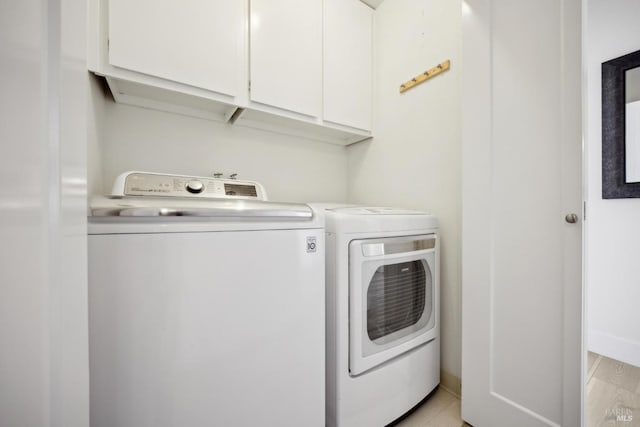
[{"xmin": 399, "ymin": 60, "xmax": 450, "ymax": 93}]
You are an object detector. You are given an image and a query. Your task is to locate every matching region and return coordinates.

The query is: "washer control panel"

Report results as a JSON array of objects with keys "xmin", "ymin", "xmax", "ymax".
[{"xmin": 111, "ymin": 172, "xmax": 266, "ymax": 200}]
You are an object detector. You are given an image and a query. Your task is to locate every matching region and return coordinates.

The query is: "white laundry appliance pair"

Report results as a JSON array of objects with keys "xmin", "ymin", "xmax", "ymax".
[
  {"xmin": 88, "ymin": 172, "xmax": 439, "ymax": 427},
  {"xmin": 323, "ymin": 206, "xmax": 440, "ymax": 427}
]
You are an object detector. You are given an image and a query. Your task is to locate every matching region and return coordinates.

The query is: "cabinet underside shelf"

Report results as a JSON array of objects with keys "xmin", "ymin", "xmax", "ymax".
[{"xmin": 98, "ymin": 74, "xmax": 372, "ymax": 146}]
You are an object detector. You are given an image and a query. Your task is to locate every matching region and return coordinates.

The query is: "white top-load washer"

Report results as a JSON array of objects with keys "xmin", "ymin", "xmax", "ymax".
[
  {"xmin": 324, "ymin": 207, "xmax": 440, "ymax": 427},
  {"xmin": 88, "ymin": 172, "xmax": 325, "ymax": 427}
]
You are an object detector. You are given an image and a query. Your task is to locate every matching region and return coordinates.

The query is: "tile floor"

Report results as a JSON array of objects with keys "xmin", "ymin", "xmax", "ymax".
[
  {"xmin": 394, "ymin": 387, "xmax": 469, "ymax": 427},
  {"xmin": 587, "ymin": 352, "xmax": 640, "ymax": 427}
]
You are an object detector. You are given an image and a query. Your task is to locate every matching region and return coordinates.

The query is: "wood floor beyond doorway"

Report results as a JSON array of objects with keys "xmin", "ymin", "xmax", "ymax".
[{"xmin": 587, "ymin": 352, "xmax": 640, "ymax": 427}]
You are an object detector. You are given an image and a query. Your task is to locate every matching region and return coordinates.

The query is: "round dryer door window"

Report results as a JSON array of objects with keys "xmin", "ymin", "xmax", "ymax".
[
  {"xmin": 367, "ymin": 259, "xmax": 432, "ymax": 343},
  {"xmin": 348, "ymin": 234, "xmax": 439, "ymax": 376}
]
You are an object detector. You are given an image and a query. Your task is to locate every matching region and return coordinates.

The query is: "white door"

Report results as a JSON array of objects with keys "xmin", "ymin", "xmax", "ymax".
[{"xmin": 461, "ymin": 0, "xmax": 582, "ymax": 426}]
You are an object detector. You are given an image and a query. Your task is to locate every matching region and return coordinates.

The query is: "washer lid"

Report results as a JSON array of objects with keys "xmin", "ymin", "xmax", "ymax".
[{"xmin": 90, "ymin": 196, "xmax": 312, "ymax": 219}]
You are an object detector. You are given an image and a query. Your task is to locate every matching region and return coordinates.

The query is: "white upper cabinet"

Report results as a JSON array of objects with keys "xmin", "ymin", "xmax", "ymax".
[
  {"xmin": 323, "ymin": 0, "xmax": 373, "ymax": 131},
  {"xmin": 108, "ymin": 0, "xmax": 245, "ymax": 98},
  {"xmin": 88, "ymin": 0, "xmax": 372, "ymax": 144},
  {"xmin": 88, "ymin": 0, "xmax": 247, "ymax": 121},
  {"xmin": 249, "ymin": 0, "xmax": 322, "ymax": 118}
]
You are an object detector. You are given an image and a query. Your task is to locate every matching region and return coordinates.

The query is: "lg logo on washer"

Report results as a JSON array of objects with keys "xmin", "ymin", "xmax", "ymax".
[{"xmin": 306, "ymin": 237, "xmax": 317, "ymax": 253}]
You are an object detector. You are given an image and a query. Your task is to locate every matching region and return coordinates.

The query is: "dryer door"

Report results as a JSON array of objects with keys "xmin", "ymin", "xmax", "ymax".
[{"xmin": 349, "ymin": 234, "xmax": 439, "ymax": 376}]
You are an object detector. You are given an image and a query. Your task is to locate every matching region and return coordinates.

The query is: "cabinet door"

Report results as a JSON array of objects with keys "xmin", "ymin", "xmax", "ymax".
[
  {"xmin": 108, "ymin": 0, "xmax": 245, "ymax": 97},
  {"xmin": 324, "ymin": 0, "xmax": 373, "ymax": 131},
  {"xmin": 250, "ymin": 0, "xmax": 322, "ymax": 117}
]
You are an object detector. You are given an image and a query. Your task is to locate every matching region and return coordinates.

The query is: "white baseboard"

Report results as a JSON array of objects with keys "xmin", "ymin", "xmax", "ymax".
[{"xmin": 588, "ymin": 329, "xmax": 640, "ymax": 367}]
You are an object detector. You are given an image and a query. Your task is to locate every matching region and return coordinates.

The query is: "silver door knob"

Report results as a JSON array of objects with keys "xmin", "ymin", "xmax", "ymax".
[{"xmin": 565, "ymin": 213, "xmax": 579, "ymax": 224}]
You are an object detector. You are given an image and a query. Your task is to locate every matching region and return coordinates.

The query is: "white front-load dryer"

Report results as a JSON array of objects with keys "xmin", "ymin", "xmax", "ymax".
[{"xmin": 324, "ymin": 207, "xmax": 440, "ymax": 427}]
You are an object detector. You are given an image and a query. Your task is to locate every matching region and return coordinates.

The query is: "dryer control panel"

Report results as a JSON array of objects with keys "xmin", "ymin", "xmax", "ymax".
[{"xmin": 110, "ymin": 171, "xmax": 267, "ymax": 200}]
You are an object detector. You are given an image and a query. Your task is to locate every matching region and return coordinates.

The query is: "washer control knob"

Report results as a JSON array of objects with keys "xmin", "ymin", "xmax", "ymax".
[{"xmin": 185, "ymin": 180, "xmax": 204, "ymax": 194}]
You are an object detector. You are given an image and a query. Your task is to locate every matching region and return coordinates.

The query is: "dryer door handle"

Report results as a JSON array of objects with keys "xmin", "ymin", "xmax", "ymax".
[{"xmin": 361, "ymin": 237, "xmax": 436, "ymax": 257}]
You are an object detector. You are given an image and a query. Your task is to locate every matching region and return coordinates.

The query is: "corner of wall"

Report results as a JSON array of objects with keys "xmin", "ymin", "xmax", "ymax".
[{"xmin": 87, "ymin": 73, "xmax": 109, "ymax": 196}]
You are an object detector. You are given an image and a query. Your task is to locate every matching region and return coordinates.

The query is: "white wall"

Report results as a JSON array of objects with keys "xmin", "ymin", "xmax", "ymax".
[
  {"xmin": 586, "ymin": 0, "xmax": 640, "ymax": 367},
  {"xmin": 347, "ymin": 0, "xmax": 462, "ymax": 381},
  {"xmin": 95, "ymin": 101, "xmax": 348, "ymax": 203},
  {"xmin": 0, "ymin": 3, "xmax": 49, "ymax": 425},
  {"xmin": 626, "ymin": 101, "xmax": 640, "ymax": 183},
  {"xmin": 0, "ymin": 0, "xmax": 90, "ymax": 425}
]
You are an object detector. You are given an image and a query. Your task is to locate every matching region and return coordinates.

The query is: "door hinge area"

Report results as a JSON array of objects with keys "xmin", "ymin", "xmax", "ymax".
[
  {"xmin": 583, "ymin": 201, "xmax": 587, "ymax": 221},
  {"xmin": 248, "ymin": 80, "xmax": 251, "ymax": 92}
]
